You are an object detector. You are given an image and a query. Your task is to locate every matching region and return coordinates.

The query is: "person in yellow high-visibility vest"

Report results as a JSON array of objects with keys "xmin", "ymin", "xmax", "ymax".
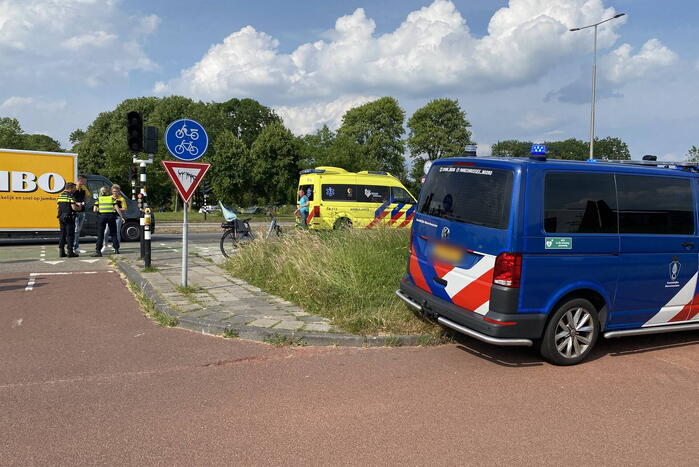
[{"xmin": 92, "ymin": 187, "xmax": 120, "ymax": 256}]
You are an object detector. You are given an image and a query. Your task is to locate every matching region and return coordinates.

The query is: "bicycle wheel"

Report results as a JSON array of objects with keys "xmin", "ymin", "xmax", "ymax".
[{"xmin": 219, "ymin": 229, "xmax": 238, "ymax": 258}]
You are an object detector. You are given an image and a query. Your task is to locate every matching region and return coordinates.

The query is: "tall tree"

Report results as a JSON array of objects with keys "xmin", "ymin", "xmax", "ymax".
[
  {"xmin": 250, "ymin": 122, "xmax": 300, "ymax": 204},
  {"xmin": 209, "ymin": 131, "xmax": 251, "ymax": 205},
  {"xmin": 593, "ymin": 136, "xmax": 630, "ymax": 160},
  {"xmin": 0, "ymin": 117, "xmax": 63, "ymax": 151},
  {"xmin": 215, "ymin": 98, "xmax": 281, "ymax": 148},
  {"xmin": 337, "ymin": 97, "xmax": 406, "ymax": 178},
  {"xmin": 686, "ymin": 145, "xmax": 699, "ymax": 162},
  {"xmin": 298, "ymin": 125, "xmax": 335, "ymax": 169},
  {"xmin": 407, "ymin": 98, "xmax": 472, "ymax": 160},
  {"xmin": 491, "ymin": 140, "xmax": 531, "ymax": 157}
]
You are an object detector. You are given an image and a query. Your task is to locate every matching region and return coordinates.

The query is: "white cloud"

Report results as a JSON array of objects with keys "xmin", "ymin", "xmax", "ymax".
[
  {"xmin": 602, "ymin": 39, "xmax": 678, "ymax": 83},
  {"xmin": 0, "ymin": 0, "xmax": 159, "ymax": 86},
  {"xmin": 517, "ymin": 111, "xmax": 558, "ymax": 130},
  {"xmin": 0, "ymin": 96, "xmax": 67, "ymax": 112},
  {"xmin": 156, "ymin": 0, "xmax": 627, "ymax": 101},
  {"xmin": 275, "ymin": 95, "xmax": 378, "ymax": 135}
]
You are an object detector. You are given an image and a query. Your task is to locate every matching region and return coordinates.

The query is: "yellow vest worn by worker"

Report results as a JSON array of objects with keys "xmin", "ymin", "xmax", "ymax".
[{"xmin": 98, "ymin": 195, "xmax": 115, "ymax": 214}]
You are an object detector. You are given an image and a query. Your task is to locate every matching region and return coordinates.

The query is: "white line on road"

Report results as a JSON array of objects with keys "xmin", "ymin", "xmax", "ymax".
[{"xmin": 24, "ymin": 271, "xmax": 113, "ymax": 291}]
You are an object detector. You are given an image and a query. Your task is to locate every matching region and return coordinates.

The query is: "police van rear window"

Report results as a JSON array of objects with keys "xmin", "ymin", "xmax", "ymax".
[{"xmin": 418, "ymin": 165, "xmax": 513, "ymax": 229}]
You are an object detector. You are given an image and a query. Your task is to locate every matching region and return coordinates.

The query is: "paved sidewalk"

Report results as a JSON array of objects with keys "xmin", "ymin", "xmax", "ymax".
[{"xmin": 117, "ymin": 242, "xmax": 426, "ymax": 346}]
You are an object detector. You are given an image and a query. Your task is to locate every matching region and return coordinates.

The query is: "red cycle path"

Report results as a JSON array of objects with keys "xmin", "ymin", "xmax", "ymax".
[{"xmin": 1, "ymin": 270, "xmax": 698, "ymax": 465}]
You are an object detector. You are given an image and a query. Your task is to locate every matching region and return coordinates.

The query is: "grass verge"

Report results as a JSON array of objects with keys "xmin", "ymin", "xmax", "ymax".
[
  {"xmin": 223, "ymin": 228, "xmax": 442, "ymax": 336},
  {"xmin": 128, "ymin": 281, "xmax": 179, "ymax": 327},
  {"xmin": 176, "ymin": 285, "xmax": 204, "ymax": 296},
  {"xmin": 264, "ymin": 333, "xmax": 305, "ymax": 347},
  {"xmin": 142, "ymin": 266, "xmax": 160, "ymax": 273}
]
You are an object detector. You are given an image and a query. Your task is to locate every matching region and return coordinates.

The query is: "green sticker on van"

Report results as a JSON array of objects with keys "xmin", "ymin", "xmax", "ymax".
[{"xmin": 545, "ymin": 237, "xmax": 572, "ymax": 249}]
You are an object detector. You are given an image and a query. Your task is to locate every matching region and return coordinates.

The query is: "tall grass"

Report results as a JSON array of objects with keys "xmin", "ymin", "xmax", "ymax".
[{"xmin": 224, "ymin": 228, "xmax": 440, "ymax": 336}]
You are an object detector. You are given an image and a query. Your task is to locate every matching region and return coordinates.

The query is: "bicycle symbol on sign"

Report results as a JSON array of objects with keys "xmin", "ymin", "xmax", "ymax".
[
  {"xmin": 174, "ymin": 140, "xmax": 199, "ymax": 156},
  {"xmin": 175, "ymin": 122, "xmax": 199, "ymax": 140}
]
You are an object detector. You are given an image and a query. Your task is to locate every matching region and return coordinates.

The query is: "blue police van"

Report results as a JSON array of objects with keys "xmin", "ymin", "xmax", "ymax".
[{"xmin": 397, "ymin": 150, "xmax": 699, "ymax": 365}]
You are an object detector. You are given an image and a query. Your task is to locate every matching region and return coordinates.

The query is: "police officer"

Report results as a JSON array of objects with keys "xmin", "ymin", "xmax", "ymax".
[
  {"xmin": 72, "ymin": 175, "xmax": 91, "ymax": 255},
  {"xmin": 92, "ymin": 186, "xmax": 120, "ymax": 257},
  {"xmin": 56, "ymin": 182, "xmax": 79, "ymax": 257}
]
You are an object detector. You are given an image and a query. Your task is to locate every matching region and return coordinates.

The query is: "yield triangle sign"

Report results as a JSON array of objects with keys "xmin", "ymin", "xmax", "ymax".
[{"xmin": 162, "ymin": 160, "xmax": 211, "ymax": 203}]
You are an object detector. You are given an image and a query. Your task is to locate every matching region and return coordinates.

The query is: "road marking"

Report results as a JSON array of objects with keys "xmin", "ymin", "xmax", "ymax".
[
  {"xmin": 29, "ymin": 271, "xmax": 110, "ymax": 276},
  {"xmin": 160, "ymin": 243, "xmax": 167, "ymax": 246},
  {"xmin": 24, "ymin": 271, "xmax": 113, "ymax": 291},
  {"xmin": 43, "ymin": 260, "xmax": 64, "ymax": 265},
  {"xmin": 80, "ymin": 259, "xmax": 101, "ymax": 263}
]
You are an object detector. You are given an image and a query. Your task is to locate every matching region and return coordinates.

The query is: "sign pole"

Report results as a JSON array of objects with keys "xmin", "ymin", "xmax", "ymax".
[{"xmin": 182, "ymin": 200, "xmax": 188, "ymax": 287}]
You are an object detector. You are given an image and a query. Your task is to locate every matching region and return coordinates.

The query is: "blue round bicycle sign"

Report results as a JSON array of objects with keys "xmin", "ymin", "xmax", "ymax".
[{"xmin": 164, "ymin": 118, "xmax": 208, "ymax": 161}]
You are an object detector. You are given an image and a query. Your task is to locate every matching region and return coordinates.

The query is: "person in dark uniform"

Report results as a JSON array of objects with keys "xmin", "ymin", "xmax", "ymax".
[
  {"xmin": 72, "ymin": 175, "xmax": 91, "ymax": 254},
  {"xmin": 93, "ymin": 186, "xmax": 120, "ymax": 257},
  {"xmin": 56, "ymin": 182, "xmax": 79, "ymax": 258}
]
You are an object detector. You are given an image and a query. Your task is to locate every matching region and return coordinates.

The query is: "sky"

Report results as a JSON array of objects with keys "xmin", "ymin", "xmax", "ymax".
[{"xmin": 0, "ymin": 0, "xmax": 697, "ymax": 160}]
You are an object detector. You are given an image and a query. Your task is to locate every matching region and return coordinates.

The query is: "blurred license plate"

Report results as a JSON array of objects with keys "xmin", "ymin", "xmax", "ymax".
[{"xmin": 432, "ymin": 244, "xmax": 462, "ymax": 263}]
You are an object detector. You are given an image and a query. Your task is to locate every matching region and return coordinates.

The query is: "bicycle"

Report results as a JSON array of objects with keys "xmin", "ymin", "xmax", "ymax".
[
  {"xmin": 265, "ymin": 212, "xmax": 283, "ymax": 239},
  {"xmin": 219, "ymin": 205, "xmax": 255, "ymax": 258}
]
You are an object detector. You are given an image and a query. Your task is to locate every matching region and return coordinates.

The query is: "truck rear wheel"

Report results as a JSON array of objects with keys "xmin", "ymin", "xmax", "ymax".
[{"xmin": 121, "ymin": 221, "xmax": 141, "ymax": 242}]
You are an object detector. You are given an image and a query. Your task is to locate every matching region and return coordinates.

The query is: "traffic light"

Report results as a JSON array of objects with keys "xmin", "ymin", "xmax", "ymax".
[
  {"xmin": 200, "ymin": 180, "xmax": 211, "ymax": 195},
  {"xmin": 129, "ymin": 167, "xmax": 138, "ymax": 180},
  {"xmin": 126, "ymin": 111, "xmax": 143, "ymax": 153},
  {"xmin": 144, "ymin": 126, "xmax": 158, "ymax": 154}
]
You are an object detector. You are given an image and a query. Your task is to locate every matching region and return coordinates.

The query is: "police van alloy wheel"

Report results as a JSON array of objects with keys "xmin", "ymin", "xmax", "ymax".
[
  {"xmin": 121, "ymin": 221, "xmax": 141, "ymax": 242},
  {"xmin": 539, "ymin": 298, "xmax": 599, "ymax": 366}
]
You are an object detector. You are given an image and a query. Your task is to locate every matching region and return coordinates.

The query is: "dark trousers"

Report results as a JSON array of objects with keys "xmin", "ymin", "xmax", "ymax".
[
  {"xmin": 58, "ymin": 215, "xmax": 75, "ymax": 251},
  {"xmin": 96, "ymin": 214, "xmax": 119, "ymax": 252}
]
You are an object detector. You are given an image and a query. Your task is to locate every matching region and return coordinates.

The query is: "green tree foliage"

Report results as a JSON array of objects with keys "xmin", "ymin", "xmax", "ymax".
[
  {"xmin": 70, "ymin": 96, "xmax": 283, "ymax": 208},
  {"xmin": 592, "ymin": 136, "xmax": 631, "ymax": 160},
  {"xmin": 492, "ymin": 137, "xmax": 630, "ymax": 160},
  {"xmin": 214, "ymin": 98, "xmax": 281, "ymax": 148},
  {"xmin": 337, "ymin": 97, "xmax": 406, "ymax": 178},
  {"xmin": 0, "ymin": 117, "xmax": 63, "ymax": 152},
  {"xmin": 298, "ymin": 125, "xmax": 335, "ymax": 169},
  {"xmin": 686, "ymin": 145, "xmax": 699, "ymax": 162},
  {"xmin": 407, "ymin": 98, "xmax": 472, "ymax": 160},
  {"xmin": 209, "ymin": 131, "xmax": 250, "ymax": 206},
  {"xmin": 250, "ymin": 122, "xmax": 301, "ymax": 204}
]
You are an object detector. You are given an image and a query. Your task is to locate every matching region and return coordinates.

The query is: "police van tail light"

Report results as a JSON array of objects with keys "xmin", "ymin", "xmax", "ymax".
[{"xmin": 493, "ymin": 252, "xmax": 522, "ymax": 288}]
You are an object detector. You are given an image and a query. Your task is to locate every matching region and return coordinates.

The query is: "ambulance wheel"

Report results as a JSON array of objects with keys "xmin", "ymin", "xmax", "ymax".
[
  {"xmin": 538, "ymin": 298, "xmax": 599, "ymax": 366},
  {"xmin": 122, "ymin": 221, "xmax": 141, "ymax": 242},
  {"xmin": 333, "ymin": 218, "xmax": 352, "ymax": 230}
]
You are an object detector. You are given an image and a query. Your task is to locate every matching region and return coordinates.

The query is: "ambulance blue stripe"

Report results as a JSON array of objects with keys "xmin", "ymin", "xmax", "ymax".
[
  {"xmin": 404, "ymin": 204, "xmax": 416, "ymax": 217},
  {"xmin": 391, "ymin": 203, "xmax": 406, "ymax": 218},
  {"xmin": 374, "ymin": 200, "xmax": 390, "ymax": 218}
]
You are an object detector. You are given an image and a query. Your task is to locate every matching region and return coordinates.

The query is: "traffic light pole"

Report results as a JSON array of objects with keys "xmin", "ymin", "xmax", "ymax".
[{"xmin": 133, "ymin": 155, "xmax": 153, "ymax": 264}]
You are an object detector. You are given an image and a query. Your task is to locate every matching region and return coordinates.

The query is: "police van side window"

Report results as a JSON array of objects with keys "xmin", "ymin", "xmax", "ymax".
[
  {"xmin": 544, "ymin": 173, "xmax": 617, "ymax": 234},
  {"xmin": 322, "ymin": 184, "xmax": 356, "ymax": 201},
  {"xmin": 358, "ymin": 185, "xmax": 389, "ymax": 203},
  {"xmin": 616, "ymin": 175, "xmax": 694, "ymax": 235}
]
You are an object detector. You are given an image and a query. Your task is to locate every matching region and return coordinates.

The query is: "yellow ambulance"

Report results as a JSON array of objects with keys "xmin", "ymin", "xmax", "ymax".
[{"xmin": 297, "ymin": 167, "xmax": 417, "ymax": 229}]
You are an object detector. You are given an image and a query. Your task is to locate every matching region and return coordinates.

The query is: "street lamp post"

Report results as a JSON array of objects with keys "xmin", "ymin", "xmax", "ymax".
[{"xmin": 570, "ymin": 12, "xmax": 626, "ymax": 160}]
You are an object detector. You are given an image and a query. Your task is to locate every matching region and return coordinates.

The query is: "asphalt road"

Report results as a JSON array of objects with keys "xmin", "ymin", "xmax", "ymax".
[{"xmin": 1, "ymin": 236, "xmax": 699, "ymax": 464}]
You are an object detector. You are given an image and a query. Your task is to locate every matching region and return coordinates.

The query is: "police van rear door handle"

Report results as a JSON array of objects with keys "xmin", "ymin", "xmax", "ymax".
[{"xmin": 682, "ymin": 242, "xmax": 694, "ymax": 249}]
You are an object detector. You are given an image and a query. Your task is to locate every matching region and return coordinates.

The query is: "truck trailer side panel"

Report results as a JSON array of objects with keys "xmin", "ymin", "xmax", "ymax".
[{"xmin": 0, "ymin": 148, "xmax": 78, "ymax": 232}]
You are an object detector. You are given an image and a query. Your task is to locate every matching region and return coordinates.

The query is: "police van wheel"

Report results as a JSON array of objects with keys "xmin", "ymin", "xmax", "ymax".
[
  {"xmin": 539, "ymin": 298, "xmax": 599, "ymax": 366},
  {"xmin": 333, "ymin": 218, "xmax": 352, "ymax": 230},
  {"xmin": 122, "ymin": 221, "xmax": 141, "ymax": 242}
]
